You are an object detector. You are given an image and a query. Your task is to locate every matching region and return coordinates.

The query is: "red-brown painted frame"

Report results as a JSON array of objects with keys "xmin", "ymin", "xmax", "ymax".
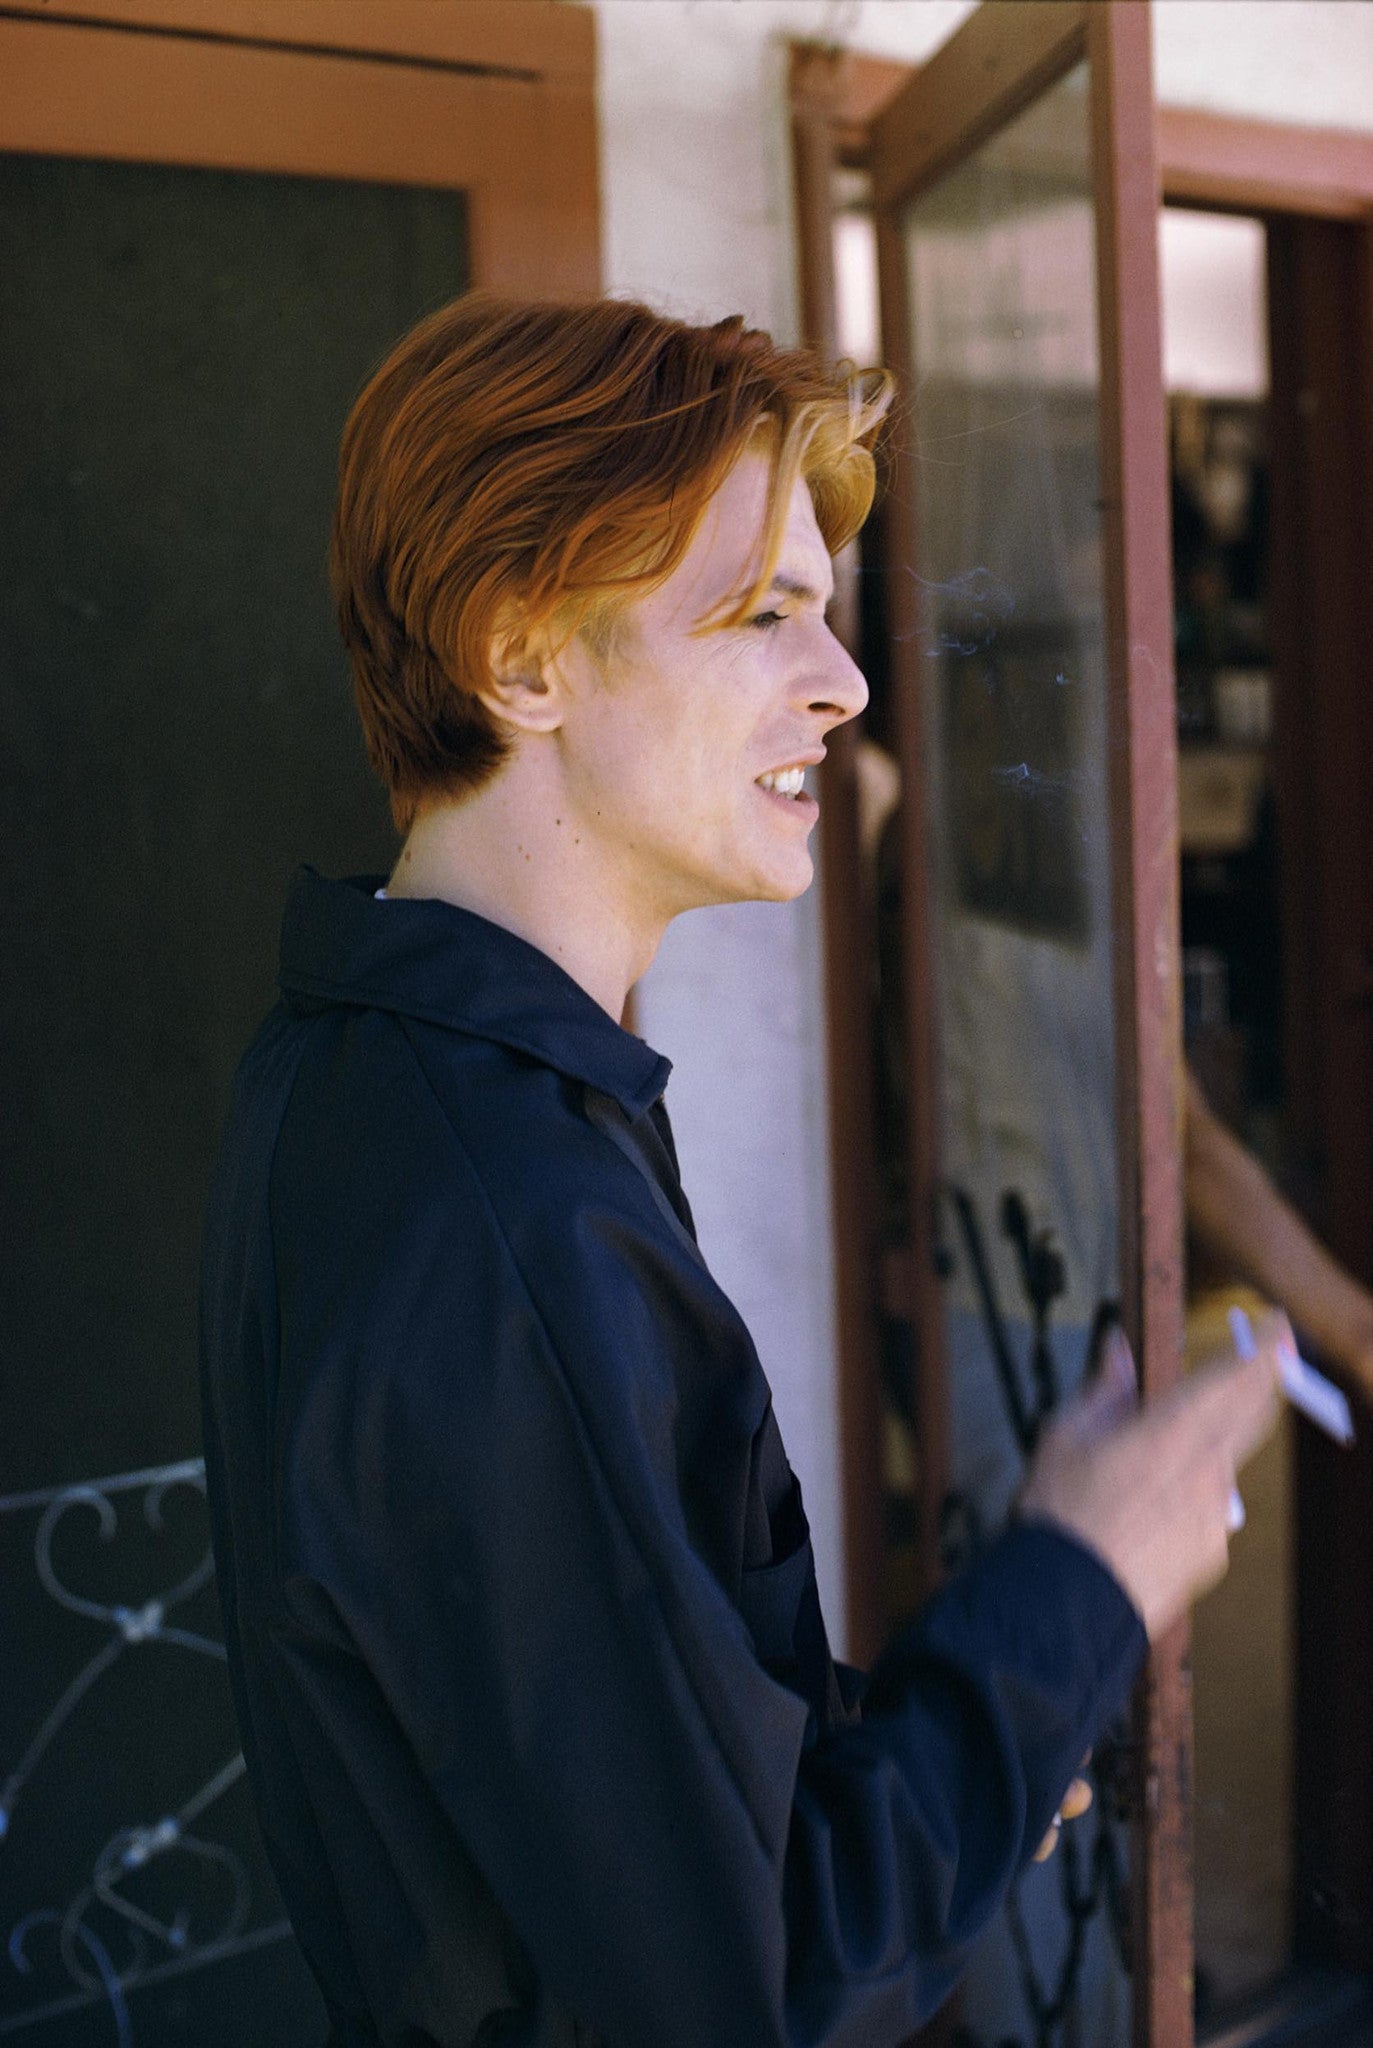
[
  {"xmin": 0, "ymin": 0, "xmax": 600, "ymax": 299},
  {"xmin": 791, "ymin": 45, "xmax": 890, "ymax": 1669},
  {"xmin": 1084, "ymin": 18, "xmax": 1189, "ymax": 2042},
  {"xmin": 1158, "ymin": 106, "xmax": 1373, "ymax": 220}
]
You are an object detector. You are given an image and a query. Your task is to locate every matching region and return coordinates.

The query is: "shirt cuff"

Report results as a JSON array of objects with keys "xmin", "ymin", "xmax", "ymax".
[{"xmin": 865, "ymin": 1517, "xmax": 1147, "ymax": 1865}]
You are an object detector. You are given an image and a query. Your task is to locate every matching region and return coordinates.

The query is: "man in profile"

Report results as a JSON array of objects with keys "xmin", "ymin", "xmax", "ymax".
[{"xmin": 200, "ymin": 295, "xmax": 1281, "ymax": 2048}]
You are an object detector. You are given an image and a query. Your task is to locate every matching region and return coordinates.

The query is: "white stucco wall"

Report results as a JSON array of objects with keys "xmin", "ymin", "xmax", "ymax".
[
  {"xmin": 1153, "ymin": 0, "xmax": 1373, "ymax": 129},
  {"xmin": 587, "ymin": 0, "xmax": 1373, "ymax": 1652},
  {"xmin": 591, "ymin": 0, "xmax": 974, "ymax": 1650}
]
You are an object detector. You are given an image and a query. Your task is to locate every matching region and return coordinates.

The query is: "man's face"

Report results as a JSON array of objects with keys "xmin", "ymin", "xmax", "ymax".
[{"xmin": 551, "ymin": 449, "xmax": 868, "ymax": 929}]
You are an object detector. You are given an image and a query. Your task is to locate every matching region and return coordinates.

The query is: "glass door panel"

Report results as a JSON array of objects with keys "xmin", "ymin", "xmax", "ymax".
[
  {"xmin": 900, "ymin": 61, "xmax": 1129, "ymax": 2048},
  {"xmin": 872, "ymin": 5, "xmax": 1182, "ymax": 2043}
]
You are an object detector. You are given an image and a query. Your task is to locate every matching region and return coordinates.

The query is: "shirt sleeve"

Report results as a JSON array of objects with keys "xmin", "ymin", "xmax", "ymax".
[{"xmin": 270, "ymin": 1036, "xmax": 1145, "ymax": 2048}]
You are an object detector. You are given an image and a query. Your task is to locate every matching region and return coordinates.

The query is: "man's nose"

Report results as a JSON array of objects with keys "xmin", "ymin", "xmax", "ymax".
[{"xmin": 806, "ymin": 630, "xmax": 869, "ymax": 726}]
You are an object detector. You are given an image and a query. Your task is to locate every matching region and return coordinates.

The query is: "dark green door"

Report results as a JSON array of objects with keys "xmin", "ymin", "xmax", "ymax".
[{"xmin": 0, "ymin": 153, "xmax": 468, "ymax": 2047}]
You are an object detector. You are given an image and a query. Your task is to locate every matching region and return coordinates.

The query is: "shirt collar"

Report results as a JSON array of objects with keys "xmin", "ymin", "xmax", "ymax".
[{"xmin": 277, "ymin": 867, "xmax": 672, "ymax": 1121}]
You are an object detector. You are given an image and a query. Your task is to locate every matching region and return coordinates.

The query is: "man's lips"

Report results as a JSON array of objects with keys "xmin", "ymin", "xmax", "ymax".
[
  {"xmin": 754, "ymin": 753, "xmax": 825, "ymax": 799},
  {"xmin": 755, "ymin": 778, "xmax": 819, "ymax": 818}
]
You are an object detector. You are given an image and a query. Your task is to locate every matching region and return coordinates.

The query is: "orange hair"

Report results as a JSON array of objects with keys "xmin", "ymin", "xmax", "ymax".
[{"xmin": 330, "ymin": 293, "xmax": 891, "ymax": 830}]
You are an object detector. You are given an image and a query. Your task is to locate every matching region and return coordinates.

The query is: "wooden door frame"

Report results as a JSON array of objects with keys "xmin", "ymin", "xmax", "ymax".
[
  {"xmin": 791, "ymin": 46, "xmax": 889, "ymax": 1668},
  {"xmin": 0, "ymin": 0, "xmax": 600, "ymax": 297},
  {"xmin": 794, "ymin": 21, "xmax": 1373, "ymax": 2046}
]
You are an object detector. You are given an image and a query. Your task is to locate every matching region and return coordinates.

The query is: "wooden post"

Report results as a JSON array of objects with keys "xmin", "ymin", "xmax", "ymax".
[
  {"xmin": 1086, "ymin": 8, "xmax": 1192, "ymax": 2045},
  {"xmin": 789, "ymin": 42, "xmax": 888, "ymax": 1667}
]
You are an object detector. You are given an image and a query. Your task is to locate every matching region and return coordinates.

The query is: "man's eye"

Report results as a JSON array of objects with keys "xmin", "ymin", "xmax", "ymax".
[{"xmin": 747, "ymin": 609, "xmax": 787, "ymax": 631}]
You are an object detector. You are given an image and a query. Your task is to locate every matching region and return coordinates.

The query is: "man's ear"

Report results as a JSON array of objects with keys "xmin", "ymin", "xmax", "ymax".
[{"xmin": 476, "ymin": 628, "xmax": 566, "ymax": 737}]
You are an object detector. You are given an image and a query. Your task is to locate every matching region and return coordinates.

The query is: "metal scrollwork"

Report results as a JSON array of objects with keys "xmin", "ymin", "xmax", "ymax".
[
  {"xmin": 942, "ymin": 1186, "xmax": 1133, "ymax": 2048},
  {"xmin": 0, "ymin": 1458, "xmax": 290, "ymax": 2042}
]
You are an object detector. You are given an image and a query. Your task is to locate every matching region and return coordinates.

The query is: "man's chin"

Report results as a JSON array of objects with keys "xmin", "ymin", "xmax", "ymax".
[
  {"xmin": 741, "ymin": 853, "xmax": 815, "ymax": 905},
  {"xmin": 674, "ymin": 850, "xmax": 816, "ymax": 916}
]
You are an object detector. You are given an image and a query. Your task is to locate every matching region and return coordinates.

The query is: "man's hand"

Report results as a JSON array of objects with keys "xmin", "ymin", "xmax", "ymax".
[{"xmin": 1018, "ymin": 1320, "xmax": 1283, "ymax": 1641}]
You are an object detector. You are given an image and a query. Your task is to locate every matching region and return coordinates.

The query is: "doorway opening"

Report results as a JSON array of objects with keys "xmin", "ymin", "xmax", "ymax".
[
  {"xmin": 818, "ymin": 134, "xmax": 1373, "ymax": 2048},
  {"xmin": 1160, "ymin": 205, "xmax": 1293, "ymax": 2026}
]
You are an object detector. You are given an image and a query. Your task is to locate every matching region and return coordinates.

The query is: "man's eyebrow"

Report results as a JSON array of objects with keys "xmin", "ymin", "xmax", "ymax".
[{"xmin": 767, "ymin": 572, "xmax": 834, "ymax": 606}]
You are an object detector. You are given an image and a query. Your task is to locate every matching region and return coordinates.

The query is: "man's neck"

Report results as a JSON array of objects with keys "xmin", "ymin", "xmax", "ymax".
[{"xmin": 384, "ymin": 771, "xmax": 661, "ymax": 1024}]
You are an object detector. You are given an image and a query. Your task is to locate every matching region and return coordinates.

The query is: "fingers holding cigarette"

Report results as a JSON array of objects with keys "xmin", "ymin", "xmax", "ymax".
[
  {"xmin": 1019, "ymin": 1324, "xmax": 1283, "ymax": 1640},
  {"xmin": 1228, "ymin": 1305, "xmax": 1354, "ymax": 1443}
]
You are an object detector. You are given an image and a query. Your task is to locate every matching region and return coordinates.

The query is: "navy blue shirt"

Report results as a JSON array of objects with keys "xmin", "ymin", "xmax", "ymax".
[{"xmin": 199, "ymin": 868, "xmax": 1145, "ymax": 2048}]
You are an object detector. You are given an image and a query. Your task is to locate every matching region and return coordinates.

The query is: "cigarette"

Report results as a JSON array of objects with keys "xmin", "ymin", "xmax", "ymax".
[{"xmin": 1228, "ymin": 1306, "xmax": 1355, "ymax": 1447}]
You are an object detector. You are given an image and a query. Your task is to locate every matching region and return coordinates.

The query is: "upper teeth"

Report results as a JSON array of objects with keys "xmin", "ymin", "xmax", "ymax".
[{"xmin": 759, "ymin": 766, "xmax": 806, "ymax": 797}]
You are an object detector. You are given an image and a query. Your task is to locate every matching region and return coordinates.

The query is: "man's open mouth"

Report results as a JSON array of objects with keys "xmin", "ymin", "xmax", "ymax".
[{"xmin": 756, "ymin": 766, "xmax": 807, "ymax": 799}]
